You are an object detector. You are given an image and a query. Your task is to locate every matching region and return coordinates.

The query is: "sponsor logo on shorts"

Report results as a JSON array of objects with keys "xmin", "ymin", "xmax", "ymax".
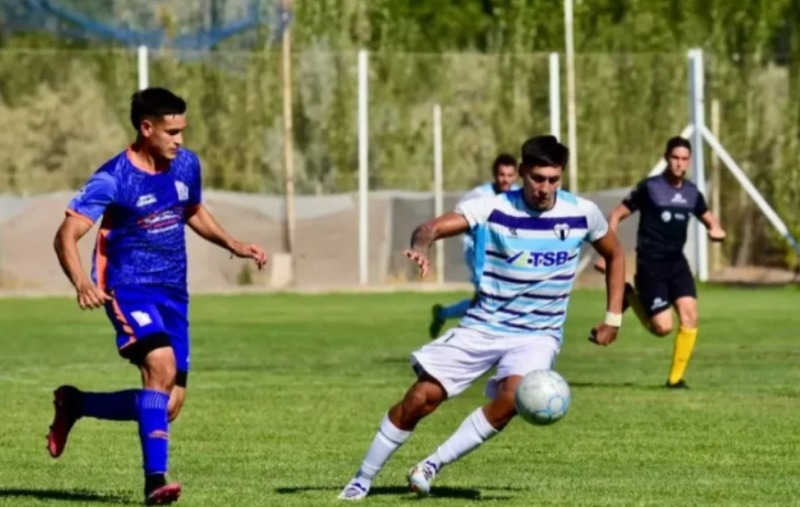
[
  {"xmin": 130, "ymin": 310, "xmax": 153, "ymax": 327},
  {"xmin": 661, "ymin": 211, "xmax": 672, "ymax": 223},
  {"xmin": 651, "ymin": 297, "xmax": 668, "ymax": 310}
]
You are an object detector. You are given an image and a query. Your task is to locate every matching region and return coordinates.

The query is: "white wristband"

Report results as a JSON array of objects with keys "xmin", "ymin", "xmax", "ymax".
[{"xmin": 604, "ymin": 312, "xmax": 622, "ymax": 328}]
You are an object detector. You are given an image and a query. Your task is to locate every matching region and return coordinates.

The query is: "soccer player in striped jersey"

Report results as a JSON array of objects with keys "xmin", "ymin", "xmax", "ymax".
[
  {"xmin": 428, "ymin": 153, "xmax": 520, "ymax": 338},
  {"xmin": 48, "ymin": 88, "xmax": 267, "ymax": 505},
  {"xmin": 339, "ymin": 135, "xmax": 626, "ymax": 501}
]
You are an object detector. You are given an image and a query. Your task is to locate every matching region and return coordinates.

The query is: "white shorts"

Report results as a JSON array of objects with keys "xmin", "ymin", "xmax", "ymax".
[{"xmin": 410, "ymin": 327, "xmax": 561, "ymax": 399}]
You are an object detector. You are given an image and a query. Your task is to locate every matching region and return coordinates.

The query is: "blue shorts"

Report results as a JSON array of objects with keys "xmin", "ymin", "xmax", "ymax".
[{"xmin": 105, "ymin": 285, "xmax": 190, "ymax": 379}]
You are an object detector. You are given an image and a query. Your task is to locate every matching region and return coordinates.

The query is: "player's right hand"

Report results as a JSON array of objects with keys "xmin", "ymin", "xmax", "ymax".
[
  {"xmin": 588, "ymin": 323, "xmax": 619, "ymax": 346},
  {"xmin": 593, "ymin": 257, "xmax": 607, "ymax": 274},
  {"xmin": 75, "ymin": 280, "xmax": 111, "ymax": 310},
  {"xmin": 404, "ymin": 248, "xmax": 431, "ymax": 278}
]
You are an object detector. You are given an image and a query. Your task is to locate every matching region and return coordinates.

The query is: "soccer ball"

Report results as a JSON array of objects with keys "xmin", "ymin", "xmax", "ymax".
[{"xmin": 514, "ymin": 369, "xmax": 571, "ymax": 426}]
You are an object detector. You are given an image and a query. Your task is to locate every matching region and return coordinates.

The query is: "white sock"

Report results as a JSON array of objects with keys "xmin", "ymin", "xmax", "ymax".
[
  {"xmin": 356, "ymin": 413, "xmax": 412, "ymax": 482},
  {"xmin": 427, "ymin": 408, "xmax": 499, "ymax": 469}
]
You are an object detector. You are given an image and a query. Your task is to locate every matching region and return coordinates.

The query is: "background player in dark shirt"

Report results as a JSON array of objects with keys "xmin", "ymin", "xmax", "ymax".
[
  {"xmin": 596, "ymin": 137, "xmax": 725, "ymax": 388},
  {"xmin": 48, "ymin": 88, "xmax": 267, "ymax": 504}
]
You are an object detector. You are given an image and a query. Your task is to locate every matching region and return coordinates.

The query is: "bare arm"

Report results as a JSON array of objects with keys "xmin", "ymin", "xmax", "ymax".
[
  {"xmin": 592, "ymin": 229, "xmax": 625, "ymax": 315},
  {"xmin": 594, "ymin": 203, "xmax": 632, "ymax": 273},
  {"xmin": 588, "ymin": 229, "xmax": 626, "ymax": 346},
  {"xmin": 187, "ymin": 205, "xmax": 267, "ymax": 269},
  {"xmin": 607, "ymin": 203, "xmax": 633, "ymax": 234},
  {"xmin": 405, "ymin": 212, "xmax": 471, "ymax": 278},
  {"xmin": 53, "ymin": 215, "xmax": 110, "ymax": 309},
  {"xmin": 699, "ymin": 210, "xmax": 726, "ymax": 242}
]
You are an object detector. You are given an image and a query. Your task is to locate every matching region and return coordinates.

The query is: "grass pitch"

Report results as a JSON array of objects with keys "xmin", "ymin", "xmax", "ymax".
[{"xmin": 1, "ymin": 286, "xmax": 799, "ymax": 506}]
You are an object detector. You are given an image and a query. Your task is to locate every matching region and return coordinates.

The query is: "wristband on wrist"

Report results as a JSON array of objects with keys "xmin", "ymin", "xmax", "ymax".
[{"xmin": 604, "ymin": 311, "xmax": 622, "ymax": 327}]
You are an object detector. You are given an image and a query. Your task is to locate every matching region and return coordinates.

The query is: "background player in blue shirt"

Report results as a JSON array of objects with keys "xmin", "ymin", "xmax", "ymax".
[
  {"xmin": 428, "ymin": 153, "xmax": 520, "ymax": 338},
  {"xmin": 339, "ymin": 135, "xmax": 626, "ymax": 500},
  {"xmin": 47, "ymin": 88, "xmax": 267, "ymax": 505},
  {"xmin": 595, "ymin": 136, "xmax": 725, "ymax": 388}
]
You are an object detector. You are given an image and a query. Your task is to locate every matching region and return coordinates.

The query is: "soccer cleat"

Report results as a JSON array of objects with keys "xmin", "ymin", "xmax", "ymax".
[
  {"xmin": 665, "ymin": 379, "xmax": 689, "ymax": 389},
  {"xmin": 145, "ymin": 483, "xmax": 182, "ymax": 505},
  {"xmin": 47, "ymin": 385, "xmax": 82, "ymax": 458},
  {"xmin": 338, "ymin": 478, "xmax": 369, "ymax": 501},
  {"xmin": 428, "ymin": 304, "xmax": 445, "ymax": 339},
  {"xmin": 408, "ymin": 460, "xmax": 438, "ymax": 497}
]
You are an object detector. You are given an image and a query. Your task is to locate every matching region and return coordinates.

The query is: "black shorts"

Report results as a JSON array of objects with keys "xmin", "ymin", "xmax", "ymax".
[{"xmin": 634, "ymin": 256, "xmax": 696, "ymax": 317}]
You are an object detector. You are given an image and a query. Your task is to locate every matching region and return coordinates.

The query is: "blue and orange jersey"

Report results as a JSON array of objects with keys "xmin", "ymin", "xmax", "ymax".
[{"xmin": 66, "ymin": 148, "xmax": 203, "ymax": 293}]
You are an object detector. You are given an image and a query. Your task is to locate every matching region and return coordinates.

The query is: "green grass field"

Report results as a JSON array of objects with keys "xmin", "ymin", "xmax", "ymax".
[{"xmin": 1, "ymin": 287, "xmax": 799, "ymax": 506}]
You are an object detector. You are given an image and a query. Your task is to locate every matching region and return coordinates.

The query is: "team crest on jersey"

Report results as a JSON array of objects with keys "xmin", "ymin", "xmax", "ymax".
[
  {"xmin": 553, "ymin": 223, "xmax": 570, "ymax": 241},
  {"xmin": 175, "ymin": 181, "xmax": 189, "ymax": 201}
]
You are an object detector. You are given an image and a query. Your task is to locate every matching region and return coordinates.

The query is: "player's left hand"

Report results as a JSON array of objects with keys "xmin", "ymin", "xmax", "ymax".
[
  {"xmin": 708, "ymin": 228, "xmax": 726, "ymax": 242},
  {"xmin": 404, "ymin": 248, "xmax": 431, "ymax": 278},
  {"xmin": 230, "ymin": 242, "xmax": 268, "ymax": 270},
  {"xmin": 588, "ymin": 323, "xmax": 619, "ymax": 346}
]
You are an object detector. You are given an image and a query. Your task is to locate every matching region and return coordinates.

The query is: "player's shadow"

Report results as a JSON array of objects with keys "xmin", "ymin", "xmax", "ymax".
[
  {"xmin": 569, "ymin": 380, "xmax": 666, "ymax": 390},
  {"xmin": 275, "ymin": 485, "xmax": 513, "ymax": 501},
  {"xmin": 0, "ymin": 488, "xmax": 135, "ymax": 504}
]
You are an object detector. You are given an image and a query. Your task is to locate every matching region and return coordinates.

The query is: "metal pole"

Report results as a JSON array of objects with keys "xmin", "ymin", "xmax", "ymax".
[
  {"xmin": 710, "ymin": 98, "xmax": 722, "ymax": 273},
  {"xmin": 137, "ymin": 45, "xmax": 148, "ymax": 90},
  {"xmin": 358, "ymin": 49, "xmax": 369, "ymax": 285},
  {"xmin": 281, "ymin": 0, "xmax": 296, "ymax": 262},
  {"xmin": 549, "ymin": 52, "xmax": 561, "ymax": 140},
  {"xmin": 564, "ymin": 0, "xmax": 578, "ymax": 192},
  {"xmin": 433, "ymin": 104, "xmax": 444, "ymax": 284},
  {"xmin": 689, "ymin": 49, "xmax": 708, "ymax": 282}
]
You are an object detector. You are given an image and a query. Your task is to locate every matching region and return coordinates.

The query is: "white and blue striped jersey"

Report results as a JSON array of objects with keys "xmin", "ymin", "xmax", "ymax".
[
  {"xmin": 459, "ymin": 182, "xmax": 521, "ymax": 280},
  {"xmin": 456, "ymin": 188, "xmax": 608, "ymax": 341}
]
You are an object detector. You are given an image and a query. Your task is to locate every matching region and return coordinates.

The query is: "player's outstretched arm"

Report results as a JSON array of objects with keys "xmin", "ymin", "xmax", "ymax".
[
  {"xmin": 54, "ymin": 216, "xmax": 111, "ymax": 310},
  {"xmin": 404, "ymin": 212, "xmax": 470, "ymax": 278},
  {"xmin": 594, "ymin": 203, "xmax": 632, "ymax": 274},
  {"xmin": 699, "ymin": 211, "xmax": 726, "ymax": 242},
  {"xmin": 589, "ymin": 229, "xmax": 626, "ymax": 346},
  {"xmin": 186, "ymin": 205, "xmax": 268, "ymax": 270}
]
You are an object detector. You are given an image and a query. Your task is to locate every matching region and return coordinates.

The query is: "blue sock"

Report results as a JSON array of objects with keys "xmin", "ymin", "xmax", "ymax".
[
  {"xmin": 440, "ymin": 298, "xmax": 473, "ymax": 320},
  {"xmin": 137, "ymin": 389, "xmax": 170, "ymax": 475},
  {"xmin": 82, "ymin": 390, "xmax": 139, "ymax": 421}
]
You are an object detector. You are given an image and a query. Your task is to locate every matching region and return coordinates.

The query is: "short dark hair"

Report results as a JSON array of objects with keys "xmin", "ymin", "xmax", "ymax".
[
  {"xmin": 664, "ymin": 136, "xmax": 691, "ymax": 157},
  {"xmin": 520, "ymin": 135, "xmax": 569, "ymax": 169},
  {"xmin": 492, "ymin": 153, "xmax": 518, "ymax": 175},
  {"xmin": 130, "ymin": 87, "xmax": 187, "ymax": 131}
]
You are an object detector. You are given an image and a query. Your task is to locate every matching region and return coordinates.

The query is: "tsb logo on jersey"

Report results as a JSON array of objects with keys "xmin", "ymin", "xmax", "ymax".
[{"xmin": 508, "ymin": 251, "xmax": 571, "ymax": 267}]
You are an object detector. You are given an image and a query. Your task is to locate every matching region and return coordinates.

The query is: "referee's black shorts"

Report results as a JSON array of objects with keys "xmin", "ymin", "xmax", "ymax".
[{"xmin": 634, "ymin": 255, "xmax": 696, "ymax": 317}]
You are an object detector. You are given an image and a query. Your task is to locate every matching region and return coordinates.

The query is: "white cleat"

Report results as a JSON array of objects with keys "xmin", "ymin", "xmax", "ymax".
[
  {"xmin": 338, "ymin": 478, "xmax": 370, "ymax": 501},
  {"xmin": 408, "ymin": 460, "xmax": 439, "ymax": 497}
]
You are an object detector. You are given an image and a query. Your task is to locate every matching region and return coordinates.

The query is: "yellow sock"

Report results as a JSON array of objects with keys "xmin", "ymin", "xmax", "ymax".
[{"xmin": 668, "ymin": 327, "xmax": 698, "ymax": 385}]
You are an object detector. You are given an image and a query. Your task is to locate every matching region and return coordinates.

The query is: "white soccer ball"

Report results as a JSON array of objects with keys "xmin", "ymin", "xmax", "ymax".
[{"xmin": 515, "ymin": 369, "xmax": 571, "ymax": 426}]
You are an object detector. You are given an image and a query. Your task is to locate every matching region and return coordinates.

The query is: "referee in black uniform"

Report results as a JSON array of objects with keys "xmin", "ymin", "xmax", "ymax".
[{"xmin": 596, "ymin": 136, "xmax": 725, "ymax": 388}]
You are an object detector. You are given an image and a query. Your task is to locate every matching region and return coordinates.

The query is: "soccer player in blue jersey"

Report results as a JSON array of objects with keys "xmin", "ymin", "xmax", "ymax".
[
  {"xmin": 339, "ymin": 135, "xmax": 626, "ymax": 501},
  {"xmin": 47, "ymin": 87, "xmax": 267, "ymax": 505},
  {"xmin": 595, "ymin": 136, "xmax": 725, "ymax": 388},
  {"xmin": 428, "ymin": 154, "xmax": 520, "ymax": 338}
]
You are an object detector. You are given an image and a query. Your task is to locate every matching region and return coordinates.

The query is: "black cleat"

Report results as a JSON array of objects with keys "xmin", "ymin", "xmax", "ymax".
[
  {"xmin": 428, "ymin": 304, "xmax": 445, "ymax": 339},
  {"xmin": 665, "ymin": 379, "xmax": 689, "ymax": 389}
]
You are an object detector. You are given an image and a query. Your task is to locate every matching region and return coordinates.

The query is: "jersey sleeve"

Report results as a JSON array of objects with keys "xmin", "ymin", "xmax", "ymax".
[
  {"xmin": 66, "ymin": 171, "xmax": 118, "ymax": 224},
  {"xmin": 580, "ymin": 199, "xmax": 609, "ymax": 243},
  {"xmin": 621, "ymin": 180, "xmax": 647, "ymax": 213},
  {"xmin": 455, "ymin": 195, "xmax": 495, "ymax": 228},
  {"xmin": 693, "ymin": 190, "xmax": 709, "ymax": 218}
]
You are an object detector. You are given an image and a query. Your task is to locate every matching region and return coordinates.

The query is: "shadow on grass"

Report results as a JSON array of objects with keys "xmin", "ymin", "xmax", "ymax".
[
  {"xmin": 276, "ymin": 485, "xmax": 515, "ymax": 501},
  {"xmin": 0, "ymin": 488, "xmax": 135, "ymax": 504}
]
